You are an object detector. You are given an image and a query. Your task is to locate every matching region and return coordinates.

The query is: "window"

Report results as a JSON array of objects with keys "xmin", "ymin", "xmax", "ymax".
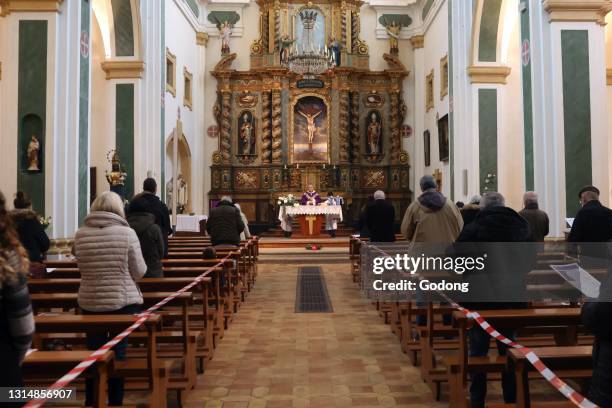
[
  {"xmin": 183, "ymin": 67, "xmax": 193, "ymax": 110},
  {"xmin": 426, "ymin": 70, "xmax": 434, "ymax": 111},
  {"xmin": 166, "ymin": 48, "xmax": 176, "ymax": 96},
  {"xmin": 440, "ymin": 55, "xmax": 449, "ymax": 99}
]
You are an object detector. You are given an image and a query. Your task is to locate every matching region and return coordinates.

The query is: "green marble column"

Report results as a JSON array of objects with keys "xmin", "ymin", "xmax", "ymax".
[
  {"xmin": 116, "ymin": 84, "xmax": 136, "ymax": 200},
  {"xmin": 479, "ymin": 89, "xmax": 498, "ymax": 192}
]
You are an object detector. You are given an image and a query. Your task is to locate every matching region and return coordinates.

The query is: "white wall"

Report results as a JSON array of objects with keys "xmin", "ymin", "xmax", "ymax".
[
  {"xmin": 165, "ymin": 0, "xmax": 207, "ymax": 214},
  {"xmin": 419, "ymin": 2, "xmax": 450, "ymax": 196}
]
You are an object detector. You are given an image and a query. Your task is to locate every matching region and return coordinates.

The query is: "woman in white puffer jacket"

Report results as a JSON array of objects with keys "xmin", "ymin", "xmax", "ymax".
[{"xmin": 73, "ymin": 191, "xmax": 146, "ymax": 406}]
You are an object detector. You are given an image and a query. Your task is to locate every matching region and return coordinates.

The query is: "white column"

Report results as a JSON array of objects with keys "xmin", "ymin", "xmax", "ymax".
[
  {"xmin": 192, "ymin": 33, "xmax": 207, "ymax": 214},
  {"xmin": 137, "ymin": 0, "xmax": 163, "ymax": 188},
  {"xmin": 450, "ymin": 0, "xmax": 476, "ymax": 202},
  {"xmin": 411, "ymin": 38, "xmax": 426, "ymax": 190},
  {"xmin": 48, "ymin": 1, "xmax": 87, "ymax": 238}
]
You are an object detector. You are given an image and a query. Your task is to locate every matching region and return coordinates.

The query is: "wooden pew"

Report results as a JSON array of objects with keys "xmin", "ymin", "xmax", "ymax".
[
  {"xmin": 23, "ymin": 349, "xmax": 115, "ymax": 408},
  {"xmin": 505, "ymin": 346, "xmax": 592, "ymax": 408},
  {"xmin": 447, "ymin": 308, "xmax": 583, "ymax": 408},
  {"xmin": 31, "ymin": 292, "xmax": 194, "ymax": 404},
  {"xmin": 32, "ymin": 314, "xmax": 165, "ymax": 407}
]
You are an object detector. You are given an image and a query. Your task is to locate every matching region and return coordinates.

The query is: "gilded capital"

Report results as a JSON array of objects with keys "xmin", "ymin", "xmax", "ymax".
[
  {"xmin": 543, "ymin": 0, "xmax": 612, "ymax": 25},
  {"xmin": 409, "ymin": 35, "xmax": 425, "ymax": 49}
]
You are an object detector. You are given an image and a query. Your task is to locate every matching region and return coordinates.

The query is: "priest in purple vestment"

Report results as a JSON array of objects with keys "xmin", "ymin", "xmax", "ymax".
[{"xmin": 300, "ymin": 184, "xmax": 322, "ymax": 205}]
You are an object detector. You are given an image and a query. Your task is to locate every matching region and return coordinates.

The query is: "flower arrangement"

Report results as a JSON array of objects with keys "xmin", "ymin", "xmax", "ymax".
[
  {"xmin": 38, "ymin": 216, "xmax": 52, "ymax": 230},
  {"xmin": 306, "ymin": 244, "xmax": 322, "ymax": 251},
  {"xmin": 277, "ymin": 194, "xmax": 298, "ymax": 207}
]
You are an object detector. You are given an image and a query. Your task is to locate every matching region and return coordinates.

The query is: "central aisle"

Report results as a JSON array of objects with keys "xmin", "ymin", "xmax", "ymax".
[{"xmin": 186, "ymin": 262, "xmax": 443, "ymax": 408}]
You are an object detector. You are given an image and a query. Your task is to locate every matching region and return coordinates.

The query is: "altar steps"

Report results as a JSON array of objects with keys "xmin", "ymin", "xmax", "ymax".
[
  {"xmin": 258, "ymin": 238, "xmax": 350, "ymax": 264},
  {"xmin": 260, "ymin": 222, "xmax": 355, "ymax": 238}
]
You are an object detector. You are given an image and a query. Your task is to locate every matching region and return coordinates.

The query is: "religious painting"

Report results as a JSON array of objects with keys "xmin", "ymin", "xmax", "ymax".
[
  {"xmin": 293, "ymin": 7, "xmax": 326, "ymax": 52},
  {"xmin": 237, "ymin": 110, "xmax": 256, "ymax": 156},
  {"xmin": 424, "ymin": 130, "xmax": 431, "ymax": 167},
  {"xmin": 438, "ymin": 114, "xmax": 449, "ymax": 162},
  {"xmin": 292, "ymin": 95, "xmax": 329, "ymax": 163},
  {"xmin": 365, "ymin": 110, "xmax": 383, "ymax": 155}
]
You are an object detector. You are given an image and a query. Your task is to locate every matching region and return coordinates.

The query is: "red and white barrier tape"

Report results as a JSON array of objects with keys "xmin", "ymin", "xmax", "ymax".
[
  {"xmin": 24, "ymin": 255, "xmax": 231, "ymax": 408},
  {"xmin": 368, "ymin": 244, "xmax": 598, "ymax": 408}
]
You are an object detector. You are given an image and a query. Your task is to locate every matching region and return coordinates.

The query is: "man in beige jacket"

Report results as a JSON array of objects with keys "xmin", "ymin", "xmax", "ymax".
[{"xmin": 401, "ymin": 175, "xmax": 463, "ymax": 243}]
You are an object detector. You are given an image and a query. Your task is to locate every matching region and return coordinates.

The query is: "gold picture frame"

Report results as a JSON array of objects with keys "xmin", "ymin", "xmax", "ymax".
[
  {"xmin": 289, "ymin": 93, "xmax": 331, "ymax": 165},
  {"xmin": 426, "ymin": 69, "xmax": 434, "ymax": 111},
  {"xmin": 440, "ymin": 55, "xmax": 449, "ymax": 100}
]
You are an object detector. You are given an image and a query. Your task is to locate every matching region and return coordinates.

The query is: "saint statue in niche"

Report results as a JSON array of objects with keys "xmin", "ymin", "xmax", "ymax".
[
  {"xmin": 366, "ymin": 111, "xmax": 382, "ymax": 155},
  {"xmin": 105, "ymin": 150, "xmax": 127, "ymax": 198},
  {"xmin": 218, "ymin": 20, "xmax": 233, "ymax": 55},
  {"xmin": 27, "ymin": 135, "xmax": 41, "ymax": 171},
  {"xmin": 279, "ymin": 35, "xmax": 295, "ymax": 64},
  {"xmin": 238, "ymin": 111, "xmax": 255, "ymax": 155},
  {"xmin": 328, "ymin": 37, "xmax": 341, "ymax": 66},
  {"xmin": 297, "ymin": 108, "xmax": 322, "ymax": 146},
  {"xmin": 384, "ymin": 20, "xmax": 401, "ymax": 55}
]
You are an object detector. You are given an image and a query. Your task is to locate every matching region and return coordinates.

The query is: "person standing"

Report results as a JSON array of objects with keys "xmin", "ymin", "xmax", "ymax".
[
  {"xmin": 567, "ymin": 186, "xmax": 612, "ymax": 265},
  {"xmin": 0, "ymin": 191, "xmax": 35, "ymax": 393},
  {"xmin": 206, "ymin": 196, "xmax": 245, "ymax": 247},
  {"xmin": 455, "ymin": 192, "xmax": 532, "ymax": 408},
  {"xmin": 126, "ymin": 199, "xmax": 164, "ymax": 278},
  {"xmin": 461, "ymin": 195, "xmax": 481, "ymax": 227},
  {"xmin": 73, "ymin": 191, "xmax": 147, "ymax": 406},
  {"xmin": 325, "ymin": 191, "xmax": 341, "ymax": 238},
  {"xmin": 358, "ymin": 196, "xmax": 375, "ymax": 239},
  {"xmin": 519, "ymin": 191, "xmax": 549, "ymax": 242},
  {"xmin": 401, "ymin": 175, "xmax": 463, "ymax": 243},
  {"xmin": 10, "ymin": 191, "xmax": 50, "ymax": 277},
  {"xmin": 130, "ymin": 178, "xmax": 172, "ymax": 257},
  {"xmin": 365, "ymin": 190, "xmax": 395, "ymax": 242},
  {"xmin": 234, "ymin": 203, "xmax": 251, "ymax": 241},
  {"xmin": 300, "ymin": 184, "xmax": 322, "ymax": 206}
]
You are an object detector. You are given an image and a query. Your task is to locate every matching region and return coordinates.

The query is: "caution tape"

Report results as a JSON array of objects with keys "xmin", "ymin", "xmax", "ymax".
[
  {"xmin": 367, "ymin": 244, "xmax": 598, "ymax": 408},
  {"xmin": 24, "ymin": 255, "xmax": 232, "ymax": 408}
]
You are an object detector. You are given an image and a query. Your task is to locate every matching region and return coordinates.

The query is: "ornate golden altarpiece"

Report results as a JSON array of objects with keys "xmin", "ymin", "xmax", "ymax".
[{"xmin": 209, "ymin": 0, "xmax": 412, "ymax": 227}]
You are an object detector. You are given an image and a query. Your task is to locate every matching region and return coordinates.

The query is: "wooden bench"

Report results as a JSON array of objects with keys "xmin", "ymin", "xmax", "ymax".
[
  {"xmin": 447, "ymin": 308, "xmax": 583, "ymax": 408},
  {"xmin": 507, "ymin": 346, "xmax": 592, "ymax": 408},
  {"xmin": 23, "ymin": 349, "xmax": 115, "ymax": 408},
  {"xmin": 32, "ymin": 314, "xmax": 166, "ymax": 407}
]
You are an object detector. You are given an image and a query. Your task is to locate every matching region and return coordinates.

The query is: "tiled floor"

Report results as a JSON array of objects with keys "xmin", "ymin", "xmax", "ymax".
[{"xmin": 184, "ymin": 263, "xmax": 445, "ymax": 408}]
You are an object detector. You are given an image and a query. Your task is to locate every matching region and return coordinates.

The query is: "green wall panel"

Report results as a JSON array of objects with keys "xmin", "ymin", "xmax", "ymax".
[
  {"xmin": 422, "ymin": 0, "xmax": 434, "ymax": 21},
  {"xmin": 520, "ymin": 1, "xmax": 534, "ymax": 191},
  {"xmin": 17, "ymin": 21, "xmax": 47, "ymax": 215},
  {"xmin": 561, "ymin": 30, "xmax": 592, "ymax": 217},
  {"xmin": 479, "ymin": 89, "xmax": 498, "ymax": 192},
  {"xmin": 184, "ymin": 0, "xmax": 199, "ymax": 18},
  {"xmin": 111, "ymin": 0, "xmax": 135, "ymax": 56},
  {"xmin": 478, "ymin": 0, "xmax": 502, "ymax": 62},
  {"xmin": 116, "ymin": 84, "xmax": 135, "ymax": 200},
  {"xmin": 79, "ymin": 0, "xmax": 91, "ymax": 224}
]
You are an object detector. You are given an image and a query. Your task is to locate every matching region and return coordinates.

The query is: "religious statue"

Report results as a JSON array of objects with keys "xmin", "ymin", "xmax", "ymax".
[
  {"xmin": 218, "ymin": 20, "xmax": 232, "ymax": 56},
  {"xmin": 328, "ymin": 37, "xmax": 341, "ymax": 67},
  {"xmin": 300, "ymin": 184, "xmax": 321, "ymax": 206},
  {"xmin": 166, "ymin": 175, "xmax": 188, "ymax": 214},
  {"xmin": 26, "ymin": 135, "xmax": 41, "ymax": 171},
  {"xmin": 297, "ymin": 108, "xmax": 322, "ymax": 145},
  {"xmin": 105, "ymin": 150, "xmax": 127, "ymax": 198},
  {"xmin": 367, "ymin": 111, "xmax": 382, "ymax": 154},
  {"xmin": 239, "ymin": 112, "xmax": 255, "ymax": 155},
  {"xmin": 385, "ymin": 20, "xmax": 401, "ymax": 55},
  {"xmin": 279, "ymin": 35, "xmax": 295, "ymax": 64}
]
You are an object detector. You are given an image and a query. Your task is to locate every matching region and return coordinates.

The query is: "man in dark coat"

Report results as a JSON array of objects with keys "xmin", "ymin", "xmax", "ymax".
[
  {"xmin": 129, "ymin": 178, "xmax": 172, "ymax": 256},
  {"xmin": 519, "ymin": 191, "xmax": 549, "ymax": 242},
  {"xmin": 461, "ymin": 195, "xmax": 481, "ymax": 227},
  {"xmin": 365, "ymin": 190, "xmax": 395, "ymax": 242},
  {"xmin": 568, "ymin": 186, "xmax": 612, "ymax": 243},
  {"xmin": 455, "ymin": 192, "xmax": 532, "ymax": 408},
  {"xmin": 581, "ymin": 273, "xmax": 612, "ymax": 408},
  {"xmin": 206, "ymin": 196, "xmax": 245, "ymax": 246},
  {"xmin": 11, "ymin": 191, "xmax": 50, "ymax": 264},
  {"xmin": 127, "ymin": 199, "xmax": 164, "ymax": 278}
]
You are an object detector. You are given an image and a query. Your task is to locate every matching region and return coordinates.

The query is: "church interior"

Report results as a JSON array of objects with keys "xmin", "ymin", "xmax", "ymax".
[{"xmin": 2, "ymin": 0, "xmax": 612, "ymax": 407}]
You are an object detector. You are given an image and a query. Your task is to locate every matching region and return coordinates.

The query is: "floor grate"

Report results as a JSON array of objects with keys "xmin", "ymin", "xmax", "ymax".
[{"xmin": 295, "ymin": 266, "xmax": 334, "ymax": 313}]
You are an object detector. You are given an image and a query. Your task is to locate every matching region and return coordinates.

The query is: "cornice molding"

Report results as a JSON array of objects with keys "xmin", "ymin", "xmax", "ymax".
[
  {"xmin": 196, "ymin": 31, "xmax": 209, "ymax": 47},
  {"xmin": 467, "ymin": 65, "xmax": 511, "ymax": 84},
  {"xmin": 542, "ymin": 0, "xmax": 612, "ymax": 25},
  {"xmin": 410, "ymin": 35, "xmax": 424, "ymax": 49},
  {"xmin": 0, "ymin": 0, "xmax": 63, "ymax": 16},
  {"xmin": 101, "ymin": 60, "xmax": 145, "ymax": 80}
]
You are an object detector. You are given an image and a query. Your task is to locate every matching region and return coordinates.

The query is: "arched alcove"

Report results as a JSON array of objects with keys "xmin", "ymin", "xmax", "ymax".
[{"xmin": 166, "ymin": 133, "xmax": 193, "ymax": 214}]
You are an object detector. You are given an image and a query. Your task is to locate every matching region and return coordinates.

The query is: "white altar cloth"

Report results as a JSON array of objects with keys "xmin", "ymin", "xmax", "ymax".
[
  {"xmin": 176, "ymin": 214, "xmax": 208, "ymax": 232},
  {"xmin": 278, "ymin": 205, "xmax": 343, "ymax": 232}
]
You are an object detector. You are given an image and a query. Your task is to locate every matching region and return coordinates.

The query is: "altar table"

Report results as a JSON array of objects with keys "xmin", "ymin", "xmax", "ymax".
[
  {"xmin": 175, "ymin": 214, "xmax": 208, "ymax": 234},
  {"xmin": 279, "ymin": 205, "xmax": 343, "ymax": 238}
]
